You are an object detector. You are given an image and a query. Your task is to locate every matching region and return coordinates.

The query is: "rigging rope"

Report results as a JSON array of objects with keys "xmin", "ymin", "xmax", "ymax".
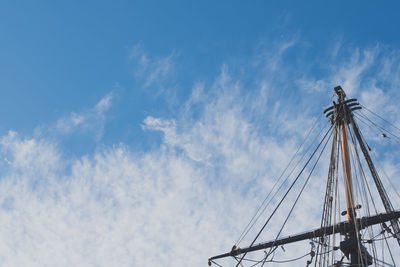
[
  {"xmin": 360, "ymin": 104, "xmax": 400, "ymax": 135},
  {"xmin": 348, "ymin": 124, "xmax": 380, "ymax": 266},
  {"xmin": 367, "ymin": 149, "xmax": 400, "ymax": 208},
  {"xmin": 357, "ymin": 112, "xmax": 400, "ymax": 143},
  {"xmin": 316, "ymin": 124, "xmax": 338, "ymax": 267},
  {"xmin": 263, "ymin": 125, "xmax": 334, "ymax": 264},
  {"xmin": 234, "ymin": 124, "xmax": 335, "ymax": 267},
  {"xmin": 237, "ymin": 249, "xmax": 333, "ymax": 265},
  {"xmin": 235, "ymin": 115, "xmax": 325, "ymax": 245},
  {"xmin": 350, "ymin": 114, "xmax": 400, "ymax": 266},
  {"xmin": 211, "ymin": 102, "xmax": 400, "ymax": 267}
]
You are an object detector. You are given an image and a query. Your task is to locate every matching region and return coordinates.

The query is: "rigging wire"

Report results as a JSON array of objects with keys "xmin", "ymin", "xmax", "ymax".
[
  {"xmin": 237, "ymin": 248, "xmax": 332, "ymax": 265},
  {"xmin": 353, "ymin": 112, "xmax": 400, "ymax": 205},
  {"xmin": 367, "ymin": 148, "xmax": 400, "ymax": 207},
  {"xmin": 361, "ymin": 148, "xmax": 399, "ymax": 267},
  {"xmin": 265, "ymin": 252, "xmax": 310, "ymax": 263},
  {"xmin": 234, "ymin": 123, "xmax": 335, "ymax": 267},
  {"xmin": 366, "ymin": 234, "xmax": 395, "ymax": 243},
  {"xmin": 351, "ymin": 116, "xmax": 393, "ymax": 266},
  {"xmin": 209, "ymin": 260, "xmax": 224, "ymax": 267},
  {"xmin": 351, "ymin": 114, "xmax": 400, "ymax": 228},
  {"xmin": 235, "ymin": 252, "xmax": 309, "ymax": 264},
  {"xmin": 348, "ymin": 124, "xmax": 380, "ymax": 266},
  {"xmin": 211, "ymin": 102, "xmax": 400, "ymax": 267},
  {"xmin": 376, "ymin": 257, "xmax": 396, "ymax": 267},
  {"xmin": 382, "ymin": 231, "xmax": 396, "ymax": 267},
  {"xmin": 235, "ymin": 115, "xmax": 325, "ymax": 245},
  {"xmin": 350, "ymin": 114, "xmax": 400, "ymax": 266},
  {"xmin": 332, "ymin": 131, "xmax": 341, "ymax": 267},
  {"xmin": 356, "ymin": 112, "xmax": 400, "ymax": 143},
  {"xmin": 261, "ymin": 126, "xmax": 334, "ymax": 266},
  {"xmin": 358, "ymin": 109, "xmax": 400, "ymax": 140},
  {"xmin": 353, "ymin": 145, "xmax": 383, "ymax": 266},
  {"xmin": 316, "ymin": 124, "xmax": 339, "ymax": 267},
  {"xmin": 353, "ymin": 112, "xmax": 384, "ymax": 139},
  {"xmin": 360, "ymin": 104, "xmax": 400, "ymax": 135},
  {"xmin": 348, "ymin": 130, "xmax": 372, "ymax": 264}
]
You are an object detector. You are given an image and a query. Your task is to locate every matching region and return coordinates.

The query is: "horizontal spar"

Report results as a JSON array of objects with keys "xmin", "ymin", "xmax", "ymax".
[{"xmin": 209, "ymin": 210, "xmax": 400, "ymax": 261}]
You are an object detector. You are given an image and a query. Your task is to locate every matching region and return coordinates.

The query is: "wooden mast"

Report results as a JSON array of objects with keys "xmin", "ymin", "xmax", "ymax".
[
  {"xmin": 340, "ymin": 119, "xmax": 355, "ymax": 222},
  {"xmin": 336, "ymin": 86, "xmax": 355, "ymax": 223}
]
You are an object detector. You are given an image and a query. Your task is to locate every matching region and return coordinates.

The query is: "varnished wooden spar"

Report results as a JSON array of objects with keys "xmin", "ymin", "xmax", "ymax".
[
  {"xmin": 208, "ymin": 210, "xmax": 400, "ymax": 263},
  {"xmin": 332, "ymin": 86, "xmax": 356, "ymax": 223},
  {"xmin": 340, "ymin": 119, "xmax": 355, "ymax": 222}
]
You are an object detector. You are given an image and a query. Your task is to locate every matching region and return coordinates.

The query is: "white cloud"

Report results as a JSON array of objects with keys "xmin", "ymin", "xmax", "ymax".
[
  {"xmin": 0, "ymin": 130, "xmax": 60, "ymax": 176},
  {"xmin": 54, "ymin": 92, "xmax": 113, "ymax": 140},
  {"xmin": 130, "ymin": 43, "xmax": 176, "ymax": 89},
  {"xmin": 0, "ymin": 128, "xmax": 257, "ymax": 266},
  {"xmin": 332, "ymin": 46, "xmax": 377, "ymax": 95},
  {"xmin": 1, "ymin": 41, "xmax": 400, "ymax": 267},
  {"xmin": 254, "ymin": 39, "xmax": 297, "ymax": 74},
  {"xmin": 296, "ymin": 44, "xmax": 398, "ymax": 100},
  {"xmin": 94, "ymin": 92, "xmax": 113, "ymax": 113},
  {"xmin": 0, "ymin": 64, "xmax": 316, "ymax": 266},
  {"xmin": 297, "ymin": 77, "xmax": 327, "ymax": 93}
]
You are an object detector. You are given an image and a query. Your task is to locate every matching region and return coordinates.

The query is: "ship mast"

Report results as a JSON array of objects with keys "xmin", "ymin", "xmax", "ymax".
[
  {"xmin": 208, "ymin": 86, "xmax": 400, "ymax": 267},
  {"xmin": 336, "ymin": 87, "xmax": 356, "ymax": 223},
  {"xmin": 333, "ymin": 86, "xmax": 370, "ymax": 265}
]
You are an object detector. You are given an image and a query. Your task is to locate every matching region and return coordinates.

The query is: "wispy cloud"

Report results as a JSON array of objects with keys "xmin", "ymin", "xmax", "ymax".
[
  {"xmin": 1, "ymin": 40, "xmax": 400, "ymax": 267},
  {"xmin": 297, "ymin": 44, "xmax": 383, "ymax": 96},
  {"xmin": 332, "ymin": 46, "xmax": 377, "ymax": 95},
  {"xmin": 0, "ymin": 46, "xmax": 323, "ymax": 265},
  {"xmin": 54, "ymin": 92, "xmax": 113, "ymax": 140},
  {"xmin": 0, "ymin": 130, "xmax": 60, "ymax": 176},
  {"xmin": 129, "ymin": 43, "xmax": 176, "ymax": 89}
]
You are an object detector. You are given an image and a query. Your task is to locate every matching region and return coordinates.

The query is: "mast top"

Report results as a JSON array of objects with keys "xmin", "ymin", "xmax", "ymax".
[
  {"xmin": 323, "ymin": 86, "xmax": 361, "ymax": 124},
  {"xmin": 334, "ymin": 85, "xmax": 346, "ymax": 100}
]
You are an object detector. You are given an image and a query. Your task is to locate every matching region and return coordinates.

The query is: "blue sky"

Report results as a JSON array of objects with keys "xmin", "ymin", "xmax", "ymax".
[
  {"xmin": 2, "ymin": 1, "xmax": 400, "ymax": 151},
  {"xmin": 1, "ymin": 1, "xmax": 400, "ymax": 266}
]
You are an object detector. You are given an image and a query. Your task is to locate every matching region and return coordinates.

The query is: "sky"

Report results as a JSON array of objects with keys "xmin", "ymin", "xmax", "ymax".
[{"xmin": 1, "ymin": 1, "xmax": 400, "ymax": 266}]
